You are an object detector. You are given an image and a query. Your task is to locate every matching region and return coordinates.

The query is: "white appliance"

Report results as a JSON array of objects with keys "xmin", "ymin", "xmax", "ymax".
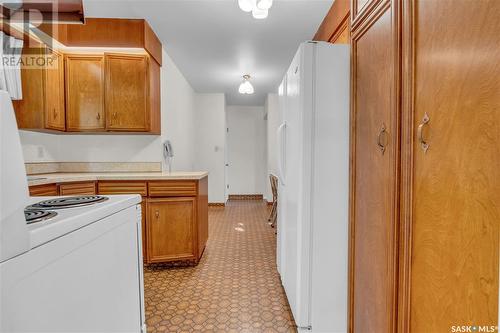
[
  {"xmin": 276, "ymin": 41, "xmax": 350, "ymax": 333},
  {"xmin": 0, "ymin": 90, "xmax": 146, "ymax": 333}
]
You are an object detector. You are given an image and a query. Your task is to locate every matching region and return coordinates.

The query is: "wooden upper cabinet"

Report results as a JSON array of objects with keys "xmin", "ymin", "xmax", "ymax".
[
  {"xmin": 349, "ymin": 2, "xmax": 399, "ymax": 332},
  {"xmin": 15, "ymin": 48, "xmax": 66, "ymax": 131},
  {"xmin": 14, "ymin": 19, "xmax": 162, "ymax": 134},
  {"xmin": 65, "ymin": 55, "xmax": 105, "ymax": 131},
  {"xmin": 44, "ymin": 52, "xmax": 66, "ymax": 130},
  {"xmin": 105, "ymin": 53, "xmax": 149, "ymax": 131}
]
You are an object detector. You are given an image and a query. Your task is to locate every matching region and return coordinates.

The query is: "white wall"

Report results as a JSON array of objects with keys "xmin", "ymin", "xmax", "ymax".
[
  {"xmin": 265, "ymin": 93, "xmax": 280, "ymax": 201},
  {"xmin": 226, "ymin": 105, "xmax": 268, "ymax": 198},
  {"xmin": 194, "ymin": 94, "xmax": 226, "ymax": 203},
  {"xmin": 19, "ymin": 50, "xmax": 197, "ymax": 171}
]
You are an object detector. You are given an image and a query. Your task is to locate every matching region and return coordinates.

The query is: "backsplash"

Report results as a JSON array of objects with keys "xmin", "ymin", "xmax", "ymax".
[{"xmin": 26, "ymin": 162, "xmax": 162, "ymax": 175}]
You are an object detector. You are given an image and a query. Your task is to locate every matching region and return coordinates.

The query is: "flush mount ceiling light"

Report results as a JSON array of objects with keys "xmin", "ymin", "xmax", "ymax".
[
  {"xmin": 238, "ymin": 0, "xmax": 255, "ymax": 12},
  {"xmin": 256, "ymin": 0, "xmax": 273, "ymax": 10},
  {"xmin": 238, "ymin": 75, "xmax": 255, "ymax": 95},
  {"xmin": 238, "ymin": 0, "xmax": 272, "ymax": 19}
]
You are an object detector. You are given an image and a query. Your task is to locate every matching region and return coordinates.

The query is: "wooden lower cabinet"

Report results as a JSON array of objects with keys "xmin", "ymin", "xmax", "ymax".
[
  {"xmin": 147, "ymin": 197, "xmax": 197, "ymax": 263},
  {"xmin": 97, "ymin": 180, "xmax": 148, "ymax": 259},
  {"xmin": 97, "ymin": 178, "xmax": 208, "ymax": 264},
  {"xmin": 29, "ymin": 177, "xmax": 209, "ymax": 265}
]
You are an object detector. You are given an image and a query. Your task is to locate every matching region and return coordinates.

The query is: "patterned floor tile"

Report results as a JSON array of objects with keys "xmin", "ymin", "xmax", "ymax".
[{"xmin": 144, "ymin": 200, "xmax": 297, "ymax": 333}]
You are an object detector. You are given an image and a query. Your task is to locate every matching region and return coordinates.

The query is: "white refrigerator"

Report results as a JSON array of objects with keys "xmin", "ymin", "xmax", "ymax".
[{"xmin": 276, "ymin": 41, "xmax": 350, "ymax": 333}]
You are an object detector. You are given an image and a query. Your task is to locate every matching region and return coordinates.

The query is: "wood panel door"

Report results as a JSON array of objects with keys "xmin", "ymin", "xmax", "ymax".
[
  {"xmin": 44, "ymin": 52, "xmax": 66, "ymax": 131},
  {"xmin": 147, "ymin": 197, "xmax": 197, "ymax": 263},
  {"xmin": 65, "ymin": 55, "xmax": 105, "ymax": 131},
  {"xmin": 349, "ymin": 1, "xmax": 399, "ymax": 332},
  {"xmin": 402, "ymin": 0, "xmax": 500, "ymax": 331},
  {"xmin": 105, "ymin": 53, "xmax": 149, "ymax": 132}
]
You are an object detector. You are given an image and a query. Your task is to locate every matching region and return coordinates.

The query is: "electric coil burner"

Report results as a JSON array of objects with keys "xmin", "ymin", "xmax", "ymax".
[
  {"xmin": 24, "ymin": 210, "xmax": 58, "ymax": 224},
  {"xmin": 26, "ymin": 196, "xmax": 109, "ymax": 210}
]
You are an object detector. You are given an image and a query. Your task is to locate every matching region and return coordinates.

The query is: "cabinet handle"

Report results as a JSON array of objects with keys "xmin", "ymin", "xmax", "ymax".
[
  {"xmin": 418, "ymin": 113, "xmax": 430, "ymax": 153},
  {"xmin": 53, "ymin": 108, "xmax": 57, "ymax": 118},
  {"xmin": 113, "ymin": 112, "xmax": 117, "ymax": 119},
  {"xmin": 377, "ymin": 123, "xmax": 388, "ymax": 155},
  {"xmin": 155, "ymin": 210, "xmax": 159, "ymax": 218},
  {"xmin": 96, "ymin": 113, "xmax": 101, "ymax": 120}
]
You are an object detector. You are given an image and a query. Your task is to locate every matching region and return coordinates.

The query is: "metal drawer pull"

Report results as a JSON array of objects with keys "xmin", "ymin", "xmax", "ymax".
[
  {"xmin": 377, "ymin": 123, "xmax": 387, "ymax": 155},
  {"xmin": 96, "ymin": 113, "xmax": 101, "ymax": 120},
  {"xmin": 418, "ymin": 113, "xmax": 430, "ymax": 153},
  {"xmin": 155, "ymin": 210, "xmax": 160, "ymax": 218}
]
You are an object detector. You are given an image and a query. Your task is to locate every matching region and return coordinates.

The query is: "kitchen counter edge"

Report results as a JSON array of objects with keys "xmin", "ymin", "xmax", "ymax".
[{"xmin": 28, "ymin": 172, "xmax": 209, "ymax": 187}]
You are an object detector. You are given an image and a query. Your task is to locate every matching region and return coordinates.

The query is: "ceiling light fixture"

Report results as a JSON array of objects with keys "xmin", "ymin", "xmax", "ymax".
[
  {"xmin": 238, "ymin": 0, "xmax": 255, "ymax": 12},
  {"xmin": 239, "ymin": 0, "xmax": 272, "ymax": 19},
  {"xmin": 252, "ymin": 7, "xmax": 268, "ymax": 19},
  {"xmin": 256, "ymin": 0, "xmax": 273, "ymax": 10},
  {"xmin": 239, "ymin": 75, "xmax": 254, "ymax": 95}
]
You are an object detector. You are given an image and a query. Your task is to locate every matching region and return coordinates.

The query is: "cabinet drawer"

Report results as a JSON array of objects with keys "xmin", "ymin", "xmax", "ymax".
[
  {"xmin": 59, "ymin": 182, "xmax": 96, "ymax": 196},
  {"xmin": 98, "ymin": 181, "xmax": 147, "ymax": 196},
  {"xmin": 29, "ymin": 183, "xmax": 59, "ymax": 196},
  {"xmin": 148, "ymin": 180, "xmax": 197, "ymax": 197}
]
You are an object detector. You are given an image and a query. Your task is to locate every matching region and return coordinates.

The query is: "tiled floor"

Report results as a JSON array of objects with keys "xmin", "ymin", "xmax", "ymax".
[{"xmin": 144, "ymin": 200, "xmax": 297, "ymax": 333}]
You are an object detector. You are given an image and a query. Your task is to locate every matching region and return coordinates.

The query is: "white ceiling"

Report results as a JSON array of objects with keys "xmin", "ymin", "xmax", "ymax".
[{"xmin": 83, "ymin": 0, "xmax": 333, "ymax": 106}]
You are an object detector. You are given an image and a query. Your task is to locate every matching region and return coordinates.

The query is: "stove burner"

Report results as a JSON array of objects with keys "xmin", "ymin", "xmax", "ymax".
[
  {"xmin": 26, "ymin": 196, "xmax": 109, "ymax": 210},
  {"xmin": 24, "ymin": 210, "xmax": 58, "ymax": 224}
]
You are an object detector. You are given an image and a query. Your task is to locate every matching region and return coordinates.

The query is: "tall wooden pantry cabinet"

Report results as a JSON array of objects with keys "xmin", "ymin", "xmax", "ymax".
[{"xmin": 348, "ymin": 0, "xmax": 500, "ymax": 332}]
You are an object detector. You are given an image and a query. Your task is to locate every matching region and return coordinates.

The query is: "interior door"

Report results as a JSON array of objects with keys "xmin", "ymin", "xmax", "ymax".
[
  {"xmin": 280, "ymin": 45, "xmax": 304, "ymax": 325},
  {"xmin": 105, "ymin": 54, "xmax": 149, "ymax": 131},
  {"xmin": 65, "ymin": 55, "xmax": 105, "ymax": 131},
  {"xmin": 349, "ymin": 2, "xmax": 399, "ymax": 332},
  {"xmin": 407, "ymin": 0, "xmax": 500, "ymax": 331}
]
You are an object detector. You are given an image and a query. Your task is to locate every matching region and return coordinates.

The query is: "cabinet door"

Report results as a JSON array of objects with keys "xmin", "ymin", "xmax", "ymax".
[
  {"xmin": 105, "ymin": 54, "xmax": 149, "ymax": 131},
  {"xmin": 65, "ymin": 55, "xmax": 105, "ymax": 131},
  {"xmin": 44, "ymin": 52, "xmax": 65, "ymax": 131},
  {"xmin": 349, "ymin": 2, "xmax": 399, "ymax": 332},
  {"xmin": 147, "ymin": 197, "xmax": 196, "ymax": 263},
  {"xmin": 140, "ymin": 201, "xmax": 147, "ymax": 261},
  {"xmin": 406, "ymin": 0, "xmax": 500, "ymax": 331},
  {"xmin": 15, "ymin": 46, "xmax": 46, "ymax": 129}
]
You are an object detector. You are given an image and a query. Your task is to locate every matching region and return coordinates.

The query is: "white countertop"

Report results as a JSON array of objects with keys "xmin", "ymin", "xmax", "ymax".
[{"xmin": 28, "ymin": 171, "xmax": 209, "ymax": 186}]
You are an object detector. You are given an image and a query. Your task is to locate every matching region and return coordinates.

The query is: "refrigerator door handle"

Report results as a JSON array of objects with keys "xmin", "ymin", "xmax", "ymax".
[{"xmin": 277, "ymin": 122, "xmax": 287, "ymax": 185}]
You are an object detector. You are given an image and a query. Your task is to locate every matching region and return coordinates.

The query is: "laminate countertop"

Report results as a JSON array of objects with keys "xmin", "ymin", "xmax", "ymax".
[{"xmin": 27, "ymin": 171, "xmax": 209, "ymax": 187}]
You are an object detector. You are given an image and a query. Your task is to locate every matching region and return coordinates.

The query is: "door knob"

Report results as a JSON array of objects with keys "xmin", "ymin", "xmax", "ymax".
[
  {"xmin": 418, "ymin": 113, "xmax": 430, "ymax": 153},
  {"xmin": 377, "ymin": 123, "xmax": 388, "ymax": 155}
]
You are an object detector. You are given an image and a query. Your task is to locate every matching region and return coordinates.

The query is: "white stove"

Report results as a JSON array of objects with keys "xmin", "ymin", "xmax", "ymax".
[
  {"xmin": 25, "ymin": 194, "xmax": 140, "ymax": 249},
  {"xmin": 0, "ymin": 90, "xmax": 146, "ymax": 333}
]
